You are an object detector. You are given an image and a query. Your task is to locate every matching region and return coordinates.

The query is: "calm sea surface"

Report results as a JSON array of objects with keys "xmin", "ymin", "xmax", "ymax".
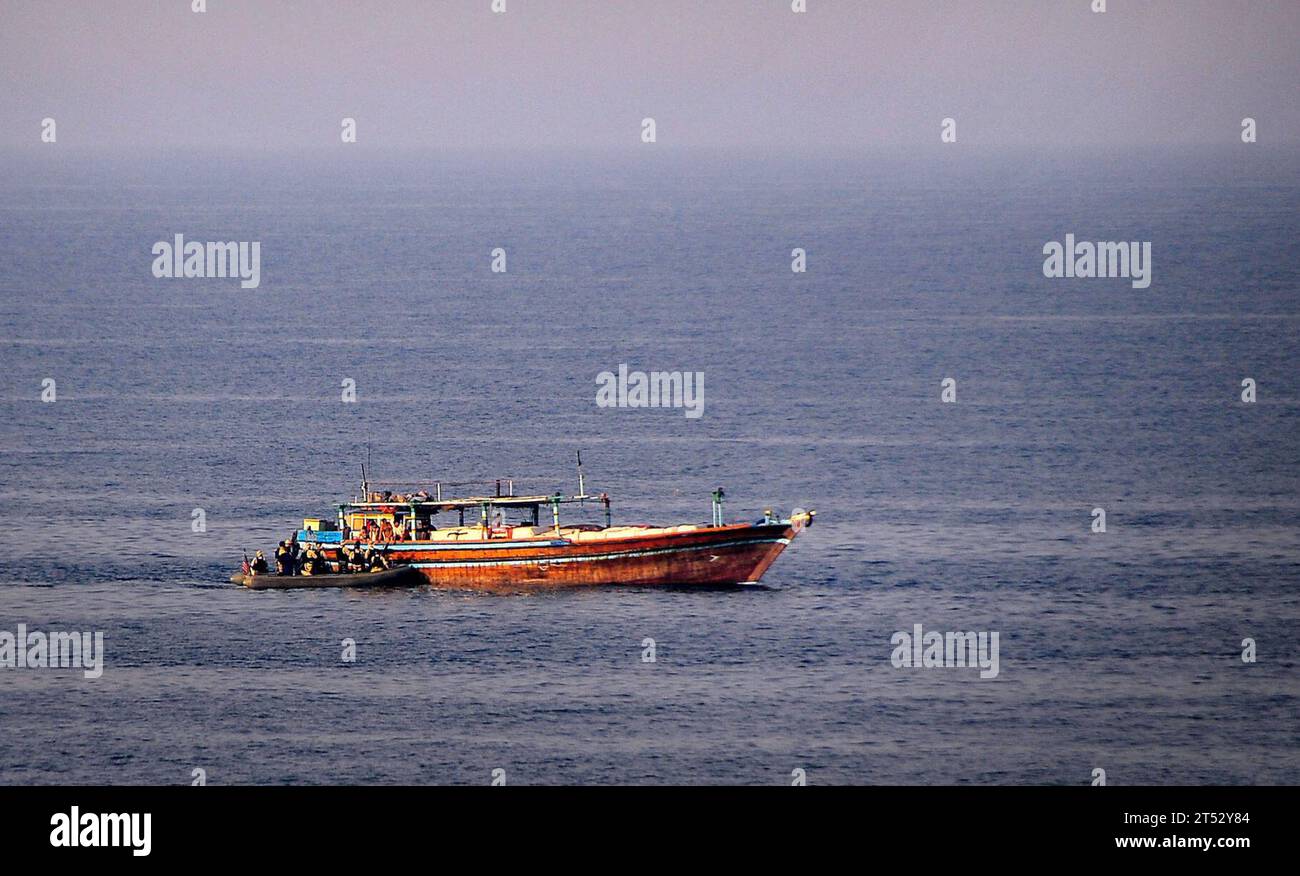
[{"xmin": 1, "ymin": 148, "xmax": 1297, "ymax": 784}]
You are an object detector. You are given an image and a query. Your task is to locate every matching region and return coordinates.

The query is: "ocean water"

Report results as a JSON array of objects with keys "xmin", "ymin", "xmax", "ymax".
[{"xmin": 0, "ymin": 147, "xmax": 1297, "ymax": 784}]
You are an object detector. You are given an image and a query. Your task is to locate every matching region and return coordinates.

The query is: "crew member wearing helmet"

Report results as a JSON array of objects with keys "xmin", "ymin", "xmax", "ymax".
[
  {"xmin": 301, "ymin": 544, "xmax": 318, "ymax": 576},
  {"xmin": 274, "ymin": 541, "xmax": 292, "ymax": 576}
]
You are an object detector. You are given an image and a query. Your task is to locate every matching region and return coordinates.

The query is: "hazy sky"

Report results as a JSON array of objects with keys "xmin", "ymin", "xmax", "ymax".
[{"xmin": 1, "ymin": 0, "xmax": 1296, "ymax": 151}]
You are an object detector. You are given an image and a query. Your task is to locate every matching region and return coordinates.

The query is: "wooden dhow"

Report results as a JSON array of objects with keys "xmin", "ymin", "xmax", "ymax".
[{"xmin": 237, "ymin": 466, "xmax": 814, "ymax": 591}]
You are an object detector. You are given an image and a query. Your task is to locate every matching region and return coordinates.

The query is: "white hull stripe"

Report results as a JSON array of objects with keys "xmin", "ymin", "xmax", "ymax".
[{"xmin": 409, "ymin": 537, "xmax": 789, "ymax": 570}]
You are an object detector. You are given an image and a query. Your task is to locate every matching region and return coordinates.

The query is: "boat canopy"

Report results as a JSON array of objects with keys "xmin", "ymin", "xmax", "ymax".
[
  {"xmin": 330, "ymin": 479, "xmax": 613, "ymax": 537},
  {"xmin": 345, "ymin": 493, "xmax": 595, "ymax": 512}
]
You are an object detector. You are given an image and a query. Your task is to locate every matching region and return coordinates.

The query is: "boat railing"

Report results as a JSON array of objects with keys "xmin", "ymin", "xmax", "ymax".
[{"xmin": 361, "ymin": 479, "xmax": 519, "ymax": 501}]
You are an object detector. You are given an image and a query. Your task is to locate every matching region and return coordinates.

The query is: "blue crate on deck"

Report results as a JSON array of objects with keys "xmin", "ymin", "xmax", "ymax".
[{"xmin": 298, "ymin": 529, "xmax": 342, "ymax": 543}]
